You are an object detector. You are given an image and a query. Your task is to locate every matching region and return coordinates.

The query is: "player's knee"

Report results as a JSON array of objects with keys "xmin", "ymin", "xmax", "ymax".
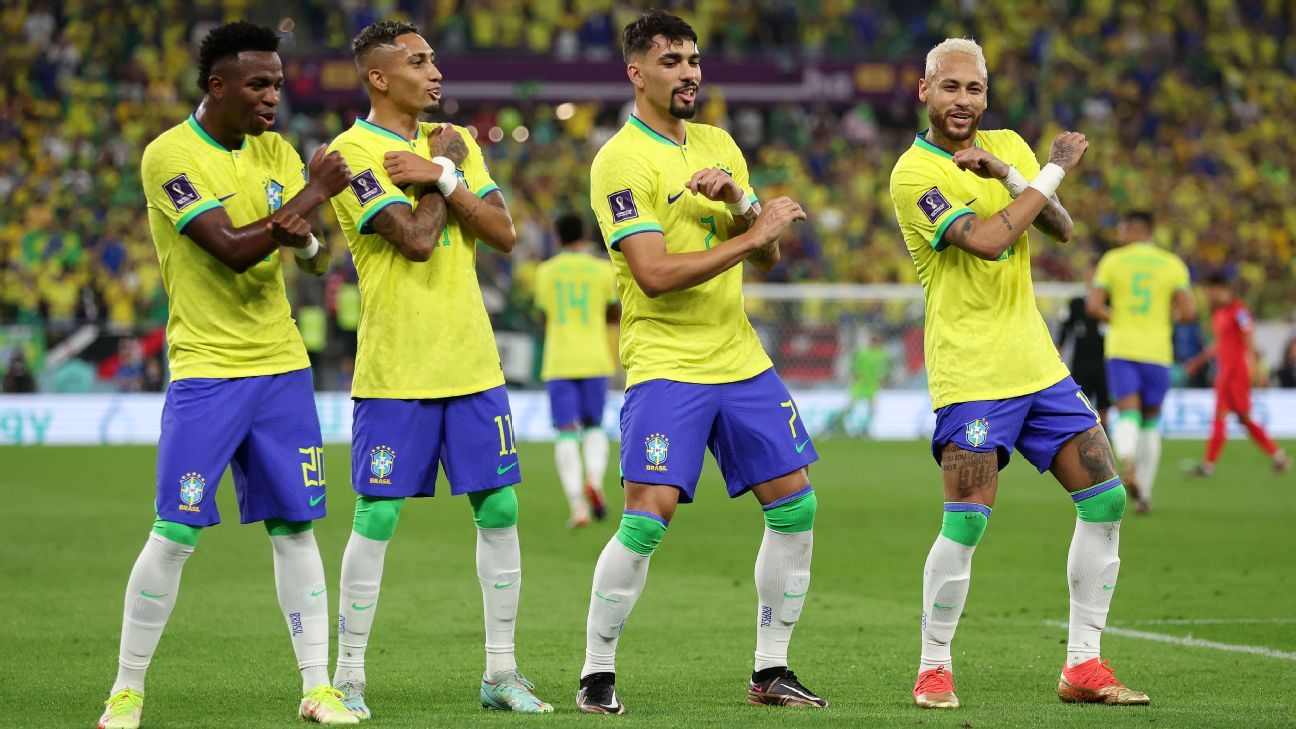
[
  {"xmin": 353, "ymin": 494, "xmax": 405, "ymax": 540},
  {"xmin": 1074, "ymin": 479, "xmax": 1126, "ymax": 522},
  {"xmin": 614, "ymin": 511, "xmax": 668, "ymax": 555},
  {"xmin": 264, "ymin": 518, "xmax": 312, "ymax": 536},
  {"xmin": 939, "ymin": 503, "xmax": 990, "ymax": 546},
  {"xmin": 470, "ymin": 486, "xmax": 518, "ymax": 529},
  {"xmin": 152, "ymin": 517, "xmax": 202, "ymax": 547},
  {"xmin": 762, "ymin": 488, "xmax": 817, "ymax": 534}
]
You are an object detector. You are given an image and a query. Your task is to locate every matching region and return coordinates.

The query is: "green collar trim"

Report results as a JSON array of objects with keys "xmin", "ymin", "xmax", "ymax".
[
  {"xmin": 187, "ymin": 115, "xmax": 246, "ymax": 152},
  {"xmin": 628, "ymin": 115, "xmax": 684, "ymax": 147},
  {"xmin": 356, "ymin": 118, "xmax": 420, "ymax": 143},
  {"xmin": 913, "ymin": 131, "xmax": 980, "ymax": 160}
]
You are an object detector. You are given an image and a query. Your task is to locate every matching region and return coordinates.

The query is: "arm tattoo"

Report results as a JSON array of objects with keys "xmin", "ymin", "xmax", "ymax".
[
  {"xmin": 944, "ymin": 215, "xmax": 976, "ymax": 246},
  {"xmin": 941, "ymin": 444, "xmax": 998, "ymax": 498},
  {"xmin": 748, "ymin": 239, "xmax": 777, "ymax": 265},
  {"xmin": 1032, "ymin": 194, "xmax": 1073, "ymax": 241},
  {"xmin": 1049, "ymin": 143, "xmax": 1075, "ymax": 167},
  {"xmin": 997, "ymin": 210, "xmax": 1014, "ymax": 231},
  {"xmin": 1075, "ymin": 428, "xmax": 1118, "ymax": 485},
  {"xmin": 434, "ymin": 134, "xmax": 470, "ymax": 166},
  {"xmin": 371, "ymin": 194, "xmax": 448, "ymax": 253}
]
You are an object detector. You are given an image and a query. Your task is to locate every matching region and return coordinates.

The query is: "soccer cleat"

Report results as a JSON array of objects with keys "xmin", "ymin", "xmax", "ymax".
[
  {"xmin": 1134, "ymin": 498, "xmax": 1151, "ymax": 515},
  {"xmin": 748, "ymin": 667, "xmax": 828, "ymax": 708},
  {"xmin": 300, "ymin": 685, "xmax": 361, "ymax": 724},
  {"xmin": 913, "ymin": 666, "xmax": 959, "ymax": 709},
  {"xmin": 1058, "ymin": 658, "xmax": 1150, "ymax": 705},
  {"xmin": 576, "ymin": 672, "xmax": 625, "ymax": 714},
  {"xmin": 1274, "ymin": 450, "xmax": 1290, "ymax": 475},
  {"xmin": 1184, "ymin": 461, "xmax": 1215, "ymax": 478},
  {"xmin": 480, "ymin": 670, "xmax": 554, "ymax": 713},
  {"xmin": 585, "ymin": 485, "xmax": 608, "ymax": 521},
  {"xmin": 97, "ymin": 688, "xmax": 143, "ymax": 729},
  {"xmin": 568, "ymin": 514, "xmax": 591, "ymax": 529},
  {"xmin": 333, "ymin": 680, "xmax": 370, "ymax": 720}
]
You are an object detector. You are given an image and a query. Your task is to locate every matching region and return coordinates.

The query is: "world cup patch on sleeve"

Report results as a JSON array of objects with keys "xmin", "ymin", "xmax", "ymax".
[
  {"xmin": 350, "ymin": 169, "xmax": 385, "ymax": 205},
  {"xmin": 608, "ymin": 189, "xmax": 638, "ymax": 223},
  {"xmin": 162, "ymin": 174, "xmax": 201, "ymax": 211},
  {"xmin": 917, "ymin": 186, "xmax": 952, "ymax": 223}
]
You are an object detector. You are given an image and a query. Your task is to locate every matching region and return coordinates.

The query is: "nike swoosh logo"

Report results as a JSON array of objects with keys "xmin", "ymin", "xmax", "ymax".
[
  {"xmin": 594, "ymin": 591, "xmax": 621, "ymax": 603},
  {"xmin": 783, "ymin": 590, "xmax": 808, "ymax": 598},
  {"xmin": 351, "ymin": 602, "xmax": 375, "ymax": 610},
  {"xmin": 140, "ymin": 589, "xmax": 169, "ymax": 599},
  {"xmin": 496, "ymin": 462, "xmax": 519, "ymax": 475},
  {"xmin": 965, "ymin": 197, "xmax": 977, "ymax": 205},
  {"xmin": 795, "ymin": 439, "xmax": 811, "ymax": 454},
  {"xmin": 933, "ymin": 602, "xmax": 957, "ymax": 610},
  {"xmin": 310, "ymin": 588, "xmax": 326, "ymax": 597},
  {"xmin": 1102, "ymin": 584, "xmax": 1116, "ymax": 590},
  {"xmin": 309, "ymin": 493, "xmax": 326, "ymax": 507},
  {"xmin": 494, "ymin": 580, "xmax": 519, "ymax": 589},
  {"xmin": 218, "ymin": 193, "xmax": 237, "ymax": 202},
  {"xmin": 667, "ymin": 191, "xmax": 684, "ymax": 204}
]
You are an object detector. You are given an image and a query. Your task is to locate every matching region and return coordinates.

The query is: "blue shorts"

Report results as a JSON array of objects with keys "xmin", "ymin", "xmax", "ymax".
[
  {"xmin": 156, "ymin": 369, "xmax": 326, "ymax": 527},
  {"xmin": 351, "ymin": 385, "xmax": 522, "ymax": 498},
  {"xmin": 1105, "ymin": 358, "xmax": 1171, "ymax": 410},
  {"xmin": 619, "ymin": 368, "xmax": 818, "ymax": 503},
  {"xmin": 931, "ymin": 376, "xmax": 1101, "ymax": 473},
  {"xmin": 546, "ymin": 376, "xmax": 609, "ymax": 429}
]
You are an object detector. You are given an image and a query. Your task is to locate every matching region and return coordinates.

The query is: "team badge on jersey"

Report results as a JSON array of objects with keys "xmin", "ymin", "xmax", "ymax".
[
  {"xmin": 179, "ymin": 472, "xmax": 205, "ymax": 512},
  {"xmin": 645, "ymin": 433, "xmax": 669, "ymax": 471},
  {"xmin": 162, "ymin": 174, "xmax": 201, "ymax": 211},
  {"xmin": 965, "ymin": 419, "xmax": 989, "ymax": 448},
  {"xmin": 265, "ymin": 178, "xmax": 284, "ymax": 213},
  {"xmin": 917, "ymin": 186, "xmax": 952, "ymax": 223},
  {"xmin": 369, "ymin": 445, "xmax": 395, "ymax": 484},
  {"xmin": 350, "ymin": 169, "xmax": 385, "ymax": 204},
  {"xmin": 608, "ymin": 188, "xmax": 638, "ymax": 223}
]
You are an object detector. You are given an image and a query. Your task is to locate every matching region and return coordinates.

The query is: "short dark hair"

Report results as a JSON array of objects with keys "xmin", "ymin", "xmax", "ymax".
[
  {"xmin": 353, "ymin": 20, "xmax": 421, "ymax": 62},
  {"xmin": 197, "ymin": 21, "xmax": 280, "ymax": 93},
  {"xmin": 622, "ymin": 10, "xmax": 697, "ymax": 62},
  {"xmin": 1123, "ymin": 210, "xmax": 1154, "ymax": 229},
  {"xmin": 1203, "ymin": 269, "xmax": 1232, "ymax": 287},
  {"xmin": 555, "ymin": 214, "xmax": 585, "ymax": 245}
]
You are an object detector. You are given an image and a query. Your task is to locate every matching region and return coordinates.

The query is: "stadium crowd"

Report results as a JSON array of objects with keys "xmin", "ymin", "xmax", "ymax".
[{"xmin": 3, "ymin": 1, "xmax": 1296, "ymax": 389}]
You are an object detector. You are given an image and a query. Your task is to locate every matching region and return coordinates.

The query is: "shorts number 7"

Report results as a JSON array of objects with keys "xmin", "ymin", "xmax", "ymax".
[{"xmin": 780, "ymin": 400, "xmax": 800, "ymax": 439}]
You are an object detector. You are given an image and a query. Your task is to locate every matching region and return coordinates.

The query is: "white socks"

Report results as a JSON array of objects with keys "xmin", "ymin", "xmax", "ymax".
[
  {"xmin": 1066, "ymin": 519, "xmax": 1121, "ymax": 667},
  {"xmin": 555, "ymin": 435, "xmax": 587, "ymax": 521},
  {"xmin": 919, "ymin": 535, "xmax": 975, "ymax": 672},
  {"xmin": 477, "ymin": 526, "xmax": 521, "ymax": 676},
  {"xmin": 1112, "ymin": 414, "xmax": 1139, "ymax": 476},
  {"xmin": 582, "ymin": 538, "xmax": 651, "ymax": 676},
  {"xmin": 334, "ymin": 531, "xmax": 390, "ymax": 685},
  {"xmin": 112, "ymin": 532, "xmax": 194, "ymax": 694},
  {"xmin": 270, "ymin": 530, "xmax": 330, "ymax": 692},
  {"xmin": 1136, "ymin": 427, "xmax": 1161, "ymax": 502},
  {"xmin": 582, "ymin": 427, "xmax": 610, "ymax": 493},
  {"xmin": 753, "ymin": 527, "xmax": 812, "ymax": 671}
]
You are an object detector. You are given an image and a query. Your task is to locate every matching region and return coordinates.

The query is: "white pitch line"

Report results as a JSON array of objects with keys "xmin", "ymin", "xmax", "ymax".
[
  {"xmin": 1043, "ymin": 621, "xmax": 1296, "ymax": 661},
  {"xmin": 1128, "ymin": 618, "xmax": 1296, "ymax": 626}
]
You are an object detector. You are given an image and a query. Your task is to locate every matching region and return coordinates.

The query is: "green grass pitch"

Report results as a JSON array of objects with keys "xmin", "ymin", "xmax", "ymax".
[{"xmin": 3, "ymin": 439, "xmax": 1292, "ymax": 728}]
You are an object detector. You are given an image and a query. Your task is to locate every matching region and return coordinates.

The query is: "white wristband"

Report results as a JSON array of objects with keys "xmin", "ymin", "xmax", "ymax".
[
  {"xmin": 1001, "ymin": 167, "xmax": 1028, "ymax": 198},
  {"xmin": 726, "ymin": 195, "xmax": 753, "ymax": 216},
  {"xmin": 1027, "ymin": 163, "xmax": 1065, "ymax": 199},
  {"xmin": 431, "ymin": 156, "xmax": 458, "ymax": 197},
  {"xmin": 294, "ymin": 234, "xmax": 321, "ymax": 259}
]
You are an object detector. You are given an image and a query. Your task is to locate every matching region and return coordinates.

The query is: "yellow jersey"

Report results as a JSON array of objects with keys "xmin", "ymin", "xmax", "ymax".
[
  {"xmin": 1093, "ymin": 242, "xmax": 1189, "ymax": 366},
  {"xmin": 534, "ymin": 249, "xmax": 617, "ymax": 380},
  {"xmin": 329, "ymin": 119, "xmax": 504, "ymax": 399},
  {"xmin": 141, "ymin": 115, "xmax": 309, "ymax": 380},
  {"xmin": 589, "ymin": 115, "xmax": 769, "ymax": 387},
  {"xmin": 890, "ymin": 130, "xmax": 1070, "ymax": 409}
]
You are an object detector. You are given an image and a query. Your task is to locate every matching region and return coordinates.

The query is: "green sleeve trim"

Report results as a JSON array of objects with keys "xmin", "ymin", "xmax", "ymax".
[
  {"xmin": 932, "ymin": 208, "xmax": 975, "ymax": 252},
  {"xmin": 357, "ymin": 195, "xmax": 411, "ymax": 234},
  {"xmin": 746, "ymin": 192, "xmax": 758, "ymax": 204},
  {"xmin": 608, "ymin": 222, "xmax": 664, "ymax": 251},
  {"xmin": 174, "ymin": 200, "xmax": 222, "ymax": 233},
  {"xmin": 475, "ymin": 183, "xmax": 500, "ymax": 198}
]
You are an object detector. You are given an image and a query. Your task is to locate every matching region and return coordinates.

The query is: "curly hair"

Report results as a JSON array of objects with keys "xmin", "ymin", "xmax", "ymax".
[
  {"xmin": 197, "ymin": 21, "xmax": 280, "ymax": 93},
  {"xmin": 352, "ymin": 20, "xmax": 421, "ymax": 61},
  {"xmin": 621, "ymin": 10, "xmax": 697, "ymax": 62}
]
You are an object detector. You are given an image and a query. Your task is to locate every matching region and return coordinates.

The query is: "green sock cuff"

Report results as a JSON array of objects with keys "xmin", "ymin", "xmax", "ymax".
[
  {"xmin": 762, "ymin": 490, "xmax": 817, "ymax": 533},
  {"xmin": 1075, "ymin": 481, "xmax": 1126, "ymax": 522},
  {"xmin": 556, "ymin": 431, "xmax": 581, "ymax": 441},
  {"xmin": 264, "ymin": 518, "xmax": 312, "ymax": 536},
  {"xmin": 470, "ymin": 486, "xmax": 519, "ymax": 529},
  {"xmin": 353, "ymin": 494, "xmax": 405, "ymax": 541},
  {"xmin": 152, "ymin": 518, "xmax": 201, "ymax": 546},
  {"xmin": 1141, "ymin": 415, "xmax": 1160, "ymax": 430},
  {"xmin": 614, "ymin": 512, "xmax": 668, "ymax": 555},
  {"xmin": 1118, "ymin": 410, "xmax": 1143, "ymax": 426},
  {"xmin": 939, "ymin": 504, "xmax": 990, "ymax": 547}
]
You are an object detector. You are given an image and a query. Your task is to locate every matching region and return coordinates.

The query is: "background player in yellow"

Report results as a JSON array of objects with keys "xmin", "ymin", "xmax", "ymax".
[
  {"xmin": 577, "ymin": 11, "xmax": 826, "ymax": 715},
  {"xmin": 891, "ymin": 38, "xmax": 1149, "ymax": 710},
  {"xmin": 325, "ymin": 20, "xmax": 551, "ymax": 718},
  {"xmin": 97, "ymin": 21, "xmax": 356, "ymax": 729},
  {"xmin": 1087, "ymin": 211, "xmax": 1196, "ymax": 513},
  {"xmin": 533, "ymin": 213, "xmax": 620, "ymax": 528}
]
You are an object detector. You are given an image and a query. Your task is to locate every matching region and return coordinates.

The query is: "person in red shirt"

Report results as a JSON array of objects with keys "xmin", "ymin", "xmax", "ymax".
[{"xmin": 1186, "ymin": 272, "xmax": 1289, "ymax": 475}]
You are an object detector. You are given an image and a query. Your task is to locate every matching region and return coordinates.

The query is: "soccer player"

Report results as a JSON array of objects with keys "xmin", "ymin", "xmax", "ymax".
[
  {"xmin": 577, "ymin": 10, "xmax": 825, "ymax": 714},
  {"xmin": 325, "ymin": 20, "xmax": 551, "ymax": 717},
  {"xmin": 1185, "ymin": 272, "xmax": 1289, "ymax": 476},
  {"xmin": 1086, "ymin": 212, "xmax": 1196, "ymax": 513},
  {"xmin": 97, "ymin": 22, "xmax": 355, "ymax": 729},
  {"xmin": 534, "ymin": 213, "xmax": 619, "ymax": 527},
  {"xmin": 890, "ymin": 38, "xmax": 1149, "ymax": 709}
]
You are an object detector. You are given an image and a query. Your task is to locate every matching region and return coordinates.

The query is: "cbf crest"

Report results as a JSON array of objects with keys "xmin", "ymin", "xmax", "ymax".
[
  {"xmin": 264, "ymin": 178, "xmax": 284, "ymax": 213},
  {"xmin": 369, "ymin": 445, "xmax": 395, "ymax": 484},
  {"xmin": 179, "ymin": 472, "xmax": 205, "ymax": 513},
  {"xmin": 965, "ymin": 419, "xmax": 989, "ymax": 448},
  {"xmin": 645, "ymin": 433, "xmax": 669, "ymax": 472}
]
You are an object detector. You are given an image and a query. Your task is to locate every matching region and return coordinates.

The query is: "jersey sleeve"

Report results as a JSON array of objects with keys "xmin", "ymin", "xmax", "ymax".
[
  {"xmin": 329, "ymin": 139, "xmax": 411, "ymax": 235},
  {"xmin": 590, "ymin": 149, "xmax": 661, "ymax": 251},
  {"xmin": 278, "ymin": 136, "xmax": 307, "ymax": 203},
  {"xmin": 452, "ymin": 127, "xmax": 499, "ymax": 199},
  {"xmin": 141, "ymin": 140, "xmax": 224, "ymax": 233},
  {"xmin": 603, "ymin": 260, "xmax": 618, "ymax": 304},
  {"xmin": 890, "ymin": 163, "xmax": 974, "ymax": 253},
  {"xmin": 1170, "ymin": 256, "xmax": 1190, "ymax": 291},
  {"xmin": 1092, "ymin": 251, "xmax": 1113, "ymax": 290},
  {"xmin": 533, "ymin": 263, "xmax": 553, "ymax": 315},
  {"xmin": 1007, "ymin": 131, "xmax": 1042, "ymax": 179}
]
